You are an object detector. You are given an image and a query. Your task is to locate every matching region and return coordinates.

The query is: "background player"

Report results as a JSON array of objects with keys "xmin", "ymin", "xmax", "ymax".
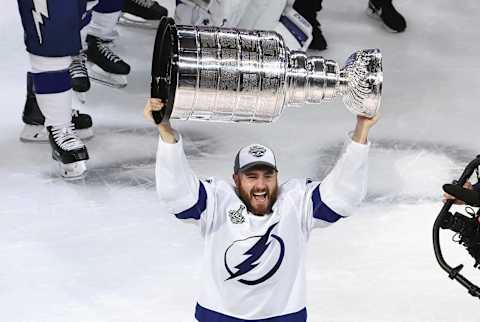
[
  {"xmin": 293, "ymin": 0, "xmax": 407, "ymax": 50},
  {"xmin": 20, "ymin": 0, "xmax": 168, "ymax": 144},
  {"xmin": 17, "ymin": 0, "xmax": 90, "ymax": 178},
  {"xmin": 175, "ymin": 0, "xmax": 313, "ymax": 50},
  {"xmin": 69, "ymin": 0, "xmax": 169, "ymax": 91}
]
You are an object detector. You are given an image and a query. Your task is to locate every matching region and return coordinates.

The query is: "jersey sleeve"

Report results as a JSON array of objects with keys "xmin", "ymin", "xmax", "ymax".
[
  {"xmin": 473, "ymin": 182, "xmax": 480, "ymax": 192},
  {"xmin": 303, "ymin": 133, "xmax": 370, "ymax": 232},
  {"xmin": 155, "ymin": 132, "xmax": 220, "ymax": 236}
]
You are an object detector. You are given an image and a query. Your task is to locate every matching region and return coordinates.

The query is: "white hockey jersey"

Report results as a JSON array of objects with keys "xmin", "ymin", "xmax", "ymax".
[{"xmin": 155, "ymin": 132, "xmax": 370, "ymax": 321}]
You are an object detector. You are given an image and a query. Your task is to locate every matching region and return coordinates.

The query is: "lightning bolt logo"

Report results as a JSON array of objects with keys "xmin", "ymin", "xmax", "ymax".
[
  {"xmin": 224, "ymin": 222, "xmax": 285, "ymax": 286},
  {"xmin": 31, "ymin": 0, "xmax": 49, "ymax": 44}
]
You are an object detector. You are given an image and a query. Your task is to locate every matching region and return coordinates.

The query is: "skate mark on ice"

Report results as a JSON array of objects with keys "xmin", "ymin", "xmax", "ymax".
[
  {"xmin": 312, "ymin": 139, "xmax": 476, "ymax": 204},
  {"xmin": 43, "ymin": 126, "xmax": 219, "ymax": 188},
  {"xmin": 93, "ymin": 126, "xmax": 219, "ymax": 159}
]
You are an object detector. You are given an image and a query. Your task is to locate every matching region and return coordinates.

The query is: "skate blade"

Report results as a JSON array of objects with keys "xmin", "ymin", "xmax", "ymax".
[
  {"xmin": 74, "ymin": 92, "xmax": 87, "ymax": 104},
  {"xmin": 88, "ymin": 63, "xmax": 128, "ymax": 89},
  {"xmin": 19, "ymin": 124, "xmax": 49, "ymax": 142},
  {"xmin": 59, "ymin": 160, "xmax": 87, "ymax": 180},
  {"xmin": 20, "ymin": 125, "xmax": 94, "ymax": 142},
  {"xmin": 76, "ymin": 128, "xmax": 94, "ymax": 140},
  {"xmin": 119, "ymin": 14, "xmax": 159, "ymax": 30}
]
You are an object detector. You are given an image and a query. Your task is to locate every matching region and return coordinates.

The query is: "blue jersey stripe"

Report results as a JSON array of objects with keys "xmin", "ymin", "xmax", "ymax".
[
  {"xmin": 195, "ymin": 304, "xmax": 307, "ymax": 322},
  {"xmin": 311, "ymin": 185, "xmax": 343, "ymax": 223},
  {"xmin": 32, "ymin": 70, "xmax": 71, "ymax": 94},
  {"xmin": 279, "ymin": 15, "xmax": 308, "ymax": 47},
  {"xmin": 175, "ymin": 182, "xmax": 207, "ymax": 220}
]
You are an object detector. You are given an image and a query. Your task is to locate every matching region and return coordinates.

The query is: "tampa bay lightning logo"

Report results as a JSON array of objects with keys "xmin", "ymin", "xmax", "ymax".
[{"xmin": 224, "ymin": 222, "xmax": 285, "ymax": 285}]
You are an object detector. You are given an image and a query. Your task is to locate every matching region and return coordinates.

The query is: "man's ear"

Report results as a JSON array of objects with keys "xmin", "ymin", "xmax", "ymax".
[{"xmin": 233, "ymin": 173, "xmax": 240, "ymax": 186}]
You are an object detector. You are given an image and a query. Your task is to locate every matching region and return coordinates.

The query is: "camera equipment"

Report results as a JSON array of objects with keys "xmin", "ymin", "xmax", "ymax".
[{"xmin": 433, "ymin": 155, "xmax": 480, "ymax": 299}]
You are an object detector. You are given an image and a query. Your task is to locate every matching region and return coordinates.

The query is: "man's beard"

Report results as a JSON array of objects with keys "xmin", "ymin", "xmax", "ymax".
[{"xmin": 237, "ymin": 183, "xmax": 278, "ymax": 215}]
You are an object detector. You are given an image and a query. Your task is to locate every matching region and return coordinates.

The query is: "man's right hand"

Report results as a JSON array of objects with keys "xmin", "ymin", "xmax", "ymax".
[
  {"xmin": 442, "ymin": 181, "xmax": 473, "ymax": 204},
  {"xmin": 144, "ymin": 98, "xmax": 177, "ymax": 143}
]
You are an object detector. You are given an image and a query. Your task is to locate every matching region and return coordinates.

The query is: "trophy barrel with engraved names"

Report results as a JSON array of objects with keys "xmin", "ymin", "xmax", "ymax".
[{"xmin": 151, "ymin": 17, "xmax": 382, "ymax": 124}]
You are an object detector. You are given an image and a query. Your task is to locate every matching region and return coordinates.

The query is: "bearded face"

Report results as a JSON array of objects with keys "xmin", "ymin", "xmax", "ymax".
[{"xmin": 233, "ymin": 166, "xmax": 278, "ymax": 216}]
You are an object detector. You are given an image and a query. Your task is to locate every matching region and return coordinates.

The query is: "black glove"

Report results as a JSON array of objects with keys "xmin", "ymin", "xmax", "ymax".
[{"xmin": 443, "ymin": 184, "xmax": 480, "ymax": 207}]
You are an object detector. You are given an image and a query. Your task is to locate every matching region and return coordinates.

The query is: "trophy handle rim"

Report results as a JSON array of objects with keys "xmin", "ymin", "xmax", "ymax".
[{"xmin": 151, "ymin": 17, "xmax": 179, "ymax": 124}]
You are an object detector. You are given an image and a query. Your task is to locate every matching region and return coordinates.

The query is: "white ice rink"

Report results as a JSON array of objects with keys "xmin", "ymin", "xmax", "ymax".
[{"xmin": 1, "ymin": 0, "xmax": 480, "ymax": 321}]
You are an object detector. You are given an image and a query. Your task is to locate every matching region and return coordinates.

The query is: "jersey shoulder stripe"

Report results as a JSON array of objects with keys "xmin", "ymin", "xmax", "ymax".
[
  {"xmin": 195, "ymin": 303, "xmax": 307, "ymax": 322},
  {"xmin": 174, "ymin": 181, "xmax": 207, "ymax": 220},
  {"xmin": 311, "ymin": 185, "xmax": 344, "ymax": 223}
]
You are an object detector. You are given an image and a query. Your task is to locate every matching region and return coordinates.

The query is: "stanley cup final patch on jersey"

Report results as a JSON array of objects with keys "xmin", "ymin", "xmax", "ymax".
[
  {"xmin": 228, "ymin": 205, "xmax": 245, "ymax": 224},
  {"xmin": 248, "ymin": 145, "xmax": 267, "ymax": 157},
  {"xmin": 223, "ymin": 222, "xmax": 285, "ymax": 286}
]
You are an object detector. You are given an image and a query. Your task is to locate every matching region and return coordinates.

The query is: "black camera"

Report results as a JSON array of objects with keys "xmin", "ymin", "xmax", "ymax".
[
  {"xmin": 433, "ymin": 155, "xmax": 480, "ymax": 299},
  {"xmin": 439, "ymin": 209, "xmax": 480, "ymax": 268}
]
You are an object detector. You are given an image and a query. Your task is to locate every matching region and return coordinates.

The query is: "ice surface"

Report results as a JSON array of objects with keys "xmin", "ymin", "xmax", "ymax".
[{"xmin": 1, "ymin": 0, "xmax": 480, "ymax": 321}]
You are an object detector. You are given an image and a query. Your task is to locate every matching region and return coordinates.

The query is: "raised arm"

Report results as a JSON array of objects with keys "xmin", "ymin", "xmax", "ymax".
[
  {"xmin": 143, "ymin": 98, "xmax": 177, "ymax": 143},
  {"xmin": 352, "ymin": 114, "xmax": 380, "ymax": 144},
  {"xmin": 144, "ymin": 99, "xmax": 211, "ymax": 225},
  {"xmin": 317, "ymin": 114, "xmax": 379, "ymax": 220}
]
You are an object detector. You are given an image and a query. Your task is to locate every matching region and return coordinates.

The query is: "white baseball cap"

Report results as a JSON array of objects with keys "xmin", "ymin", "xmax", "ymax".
[{"xmin": 234, "ymin": 144, "xmax": 278, "ymax": 174}]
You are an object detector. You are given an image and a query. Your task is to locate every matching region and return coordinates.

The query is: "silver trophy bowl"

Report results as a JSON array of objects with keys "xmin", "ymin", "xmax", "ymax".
[{"xmin": 151, "ymin": 17, "xmax": 382, "ymax": 123}]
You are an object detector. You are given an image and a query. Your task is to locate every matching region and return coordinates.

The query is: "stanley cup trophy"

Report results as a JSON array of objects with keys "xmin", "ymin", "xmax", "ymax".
[{"xmin": 151, "ymin": 17, "xmax": 382, "ymax": 124}]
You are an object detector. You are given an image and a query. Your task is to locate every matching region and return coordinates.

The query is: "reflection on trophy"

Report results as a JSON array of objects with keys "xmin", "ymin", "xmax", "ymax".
[{"xmin": 151, "ymin": 17, "xmax": 382, "ymax": 124}]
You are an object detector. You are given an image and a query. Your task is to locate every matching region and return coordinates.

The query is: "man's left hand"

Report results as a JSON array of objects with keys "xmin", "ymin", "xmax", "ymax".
[{"xmin": 352, "ymin": 113, "xmax": 381, "ymax": 144}]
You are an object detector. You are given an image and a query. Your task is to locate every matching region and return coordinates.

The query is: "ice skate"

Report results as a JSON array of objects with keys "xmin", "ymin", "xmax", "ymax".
[
  {"xmin": 119, "ymin": 0, "xmax": 168, "ymax": 29},
  {"xmin": 86, "ymin": 34, "xmax": 130, "ymax": 88},
  {"xmin": 69, "ymin": 52, "xmax": 90, "ymax": 103},
  {"xmin": 20, "ymin": 73, "xmax": 93, "ymax": 142},
  {"xmin": 119, "ymin": 13, "xmax": 159, "ymax": 29},
  {"xmin": 87, "ymin": 62, "xmax": 128, "ymax": 88},
  {"xmin": 47, "ymin": 124, "xmax": 89, "ymax": 179},
  {"xmin": 367, "ymin": 0, "xmax": 407, "ymax": 32}
]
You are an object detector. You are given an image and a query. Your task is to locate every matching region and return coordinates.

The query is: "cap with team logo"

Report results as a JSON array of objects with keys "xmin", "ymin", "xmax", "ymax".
[{"xmin": 234, "ymin": 144, "xmax": 278, "ymax": 174}]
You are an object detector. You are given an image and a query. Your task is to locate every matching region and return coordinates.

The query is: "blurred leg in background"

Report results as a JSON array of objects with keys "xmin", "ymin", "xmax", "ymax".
[
  {"xmin": 293, "ymin": 0, "xmax": 327, "ymax": 50},
  {"xmin": 367, "ymin": 0, "xmax": 407, "ymax": 32}
]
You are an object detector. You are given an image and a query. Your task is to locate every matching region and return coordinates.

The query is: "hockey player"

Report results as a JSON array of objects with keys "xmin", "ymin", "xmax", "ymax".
[
  {"xmin": 175, "ymin": 0, "xmax": 313, "ymax": 51},
  {"xmin": 145, "ymin": 98, "xmax": 379, "ymax": 321},
  {"xmin": 20, "ymin": 71, "xmax": 93, "ymax": 141},
  {"xmin": 20, "ymin": 0, "xmax": 95, "ymax": 142},
  {"xmin": 17, "ymin": 0, "xmax": 90, "ymax": 178},
  {"xmin": 21, "ymin": 0, "xmax": 137, "ymax": 142}
]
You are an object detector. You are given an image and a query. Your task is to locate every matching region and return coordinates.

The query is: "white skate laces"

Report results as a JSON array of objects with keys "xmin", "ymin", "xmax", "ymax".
[
  {"xmin": 97, "ymin": 42, "xmax": 122, "ymax": 64},
  {"xmin": 50, "ymin": 124, "xmax": 85, "ymax": 151},
  {"xmin": 69, "ymin": 52, "xmax": 88, "ymax": 79},
  {"xmin": 48, "ymin": 123, "xmax": 89, "ymax": 179}
]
